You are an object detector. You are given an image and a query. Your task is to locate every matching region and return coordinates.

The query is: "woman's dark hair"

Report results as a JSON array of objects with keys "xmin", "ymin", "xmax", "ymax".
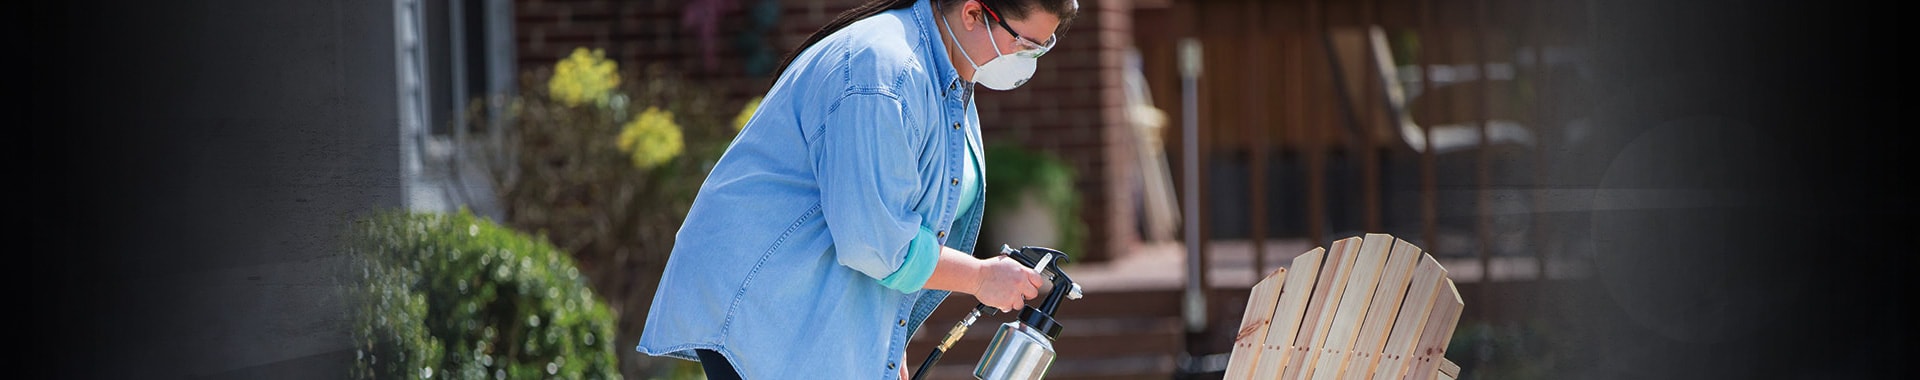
[{"xmin": 770, "ymin": 0, "xmax": 1079, "ymax": 85}]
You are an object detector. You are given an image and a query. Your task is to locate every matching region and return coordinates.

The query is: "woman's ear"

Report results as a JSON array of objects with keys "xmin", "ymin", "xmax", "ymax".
[{"xmin": 960, "ymin": 1, "xmax": 983, "ymax": 32}]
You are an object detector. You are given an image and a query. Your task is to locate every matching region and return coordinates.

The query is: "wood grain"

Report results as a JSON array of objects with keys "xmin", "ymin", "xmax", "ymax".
[
  {"xmin": 1224, "ymin": 267, "xmax": 1288, "ymax": 379},
  {"xmin": 1342, "ymin": 237, "xmax": 1425, "ymax": 380},
  {"xmin": 1218, "ymin": 235, "xmax": 1465, "ymax": 380},
  {"xmin": 1284, "ymin": 236, "xmax": 1362, "ymax": 380},
  {"xmin": 1408, "ymin": 280, "xmax": 1463, "ymax": 380},
  {"xmin": 1371, "ymin": 255, "xmax": 1447, "ymax": 380},
  {"xmin": 1308, "ymin": 234, "xmax": 1397, "ymax": 380},
  {"xmin": 1251, "ymin": 248, "xmax": 1326, "ymax": 379}
]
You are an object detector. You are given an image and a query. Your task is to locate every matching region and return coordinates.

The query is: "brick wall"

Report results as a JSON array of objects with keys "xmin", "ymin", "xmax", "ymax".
[
  {"xmin": 973, "ymin": 0, "xmax": 1138, "ymax": 261},
  {"xmin": 516, "ymin": 0, "xmax": 1140, "ymax": 261}
]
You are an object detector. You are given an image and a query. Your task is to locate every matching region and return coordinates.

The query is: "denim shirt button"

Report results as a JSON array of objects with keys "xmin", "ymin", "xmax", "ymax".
[
  {"xmin": 888, "ymin": 361, "xmax": 897, "ymax": 370},
  {"xmin": 953, "ymin": 122, "xmax": 961, "ymax": 130},
  {"xmin": 937, "ymin": 231, "xmax": 947, "ymax": 238}
]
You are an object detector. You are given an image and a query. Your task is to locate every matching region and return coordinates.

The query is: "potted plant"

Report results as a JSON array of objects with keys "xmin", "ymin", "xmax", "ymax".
[{"xmin": 979, "ymin": 143, "xmax": 1087, "ymax": 261}]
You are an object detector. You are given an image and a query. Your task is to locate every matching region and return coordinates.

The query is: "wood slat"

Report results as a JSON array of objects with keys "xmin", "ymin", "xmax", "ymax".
[
  {"xmin": 1371, "ymin": 255, "xmax": 1448, "ymax": 380},
  {"xmin": 1408, "ymin": 280, "xmax": 1464, "ymax": 380},
  {"xmin": 1342, "ymin": 237, "xmax": 1426, "ymax": 380},
  {"xmin": 1308, "ymin": 234, "xmax": 1398, "ymax": 380},
  {"xmin": 1221, "ymin": 235, "xmax": 1465, "ymax": 380},
  {"xmin": 1251, "ymin": 248, "xmax": 1327, "ymax": 379},
  {"xmin": 1224, "ymin": 268, "xmax": 1288, "ymax": 379},
  {"xmin": 1344, "ymin": 236, "xmax": 1436, "ymax": 378},
  {"xmin": 1281, "ymin": 236, "xmax": 1359, "ymax": 380}
]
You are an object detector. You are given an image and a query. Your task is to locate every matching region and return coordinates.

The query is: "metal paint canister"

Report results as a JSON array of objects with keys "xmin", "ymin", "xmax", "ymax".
[{"xmin": 972, "ymin": 310, "xmax": 1060, "ymax": 380}]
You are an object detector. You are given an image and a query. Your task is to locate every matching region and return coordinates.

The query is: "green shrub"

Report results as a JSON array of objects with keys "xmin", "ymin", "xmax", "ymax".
[
  {"xmin": 982, "ymin": 144, "xmax": 1087, "ymax": 259},
  {"xmin": 344, "ymin": 208, "xmax": 621, "ymax": 380}
]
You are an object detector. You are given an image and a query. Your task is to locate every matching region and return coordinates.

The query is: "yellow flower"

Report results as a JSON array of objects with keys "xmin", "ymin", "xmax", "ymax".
[
  {"xmin": 617, "ymin": 106, "xmax": 685, "ymax": 170},
  {"xmin": 733, "ymin": 96, "xmax": 763, "ymax": 131},
  {"xmin": 548, "ymin": 47, "xmax": 622, "ymax": 107}
]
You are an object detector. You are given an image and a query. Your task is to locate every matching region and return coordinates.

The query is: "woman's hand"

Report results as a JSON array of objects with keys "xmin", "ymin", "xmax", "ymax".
[
  {"xmin": 971, "ymin": 255, "xmax": 1045, "ymax": 313},
  {"xmin": 924, "ymin": 248, "xmax": 1046, "ymax": 312}
]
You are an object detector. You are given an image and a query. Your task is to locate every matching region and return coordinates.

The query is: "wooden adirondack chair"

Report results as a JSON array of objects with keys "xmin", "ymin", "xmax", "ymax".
[{"xmin": 1221, "ymin": 233, "xmax": 1464, "ymax": 380}]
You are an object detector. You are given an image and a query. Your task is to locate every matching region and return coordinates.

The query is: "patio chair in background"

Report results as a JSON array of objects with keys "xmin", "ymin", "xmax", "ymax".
[{"xmin": 1221, "ymin": 233, "xmax": 1463, "ymax": 380}]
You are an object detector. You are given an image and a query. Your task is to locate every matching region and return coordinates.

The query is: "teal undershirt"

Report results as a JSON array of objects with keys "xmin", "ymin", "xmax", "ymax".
[{"xmin": 878, "ymin": 131, "xmax": 980, "ymax": 293}]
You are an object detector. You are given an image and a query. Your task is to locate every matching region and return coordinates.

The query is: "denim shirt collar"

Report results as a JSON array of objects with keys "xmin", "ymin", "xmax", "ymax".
[{"xmin": 913, "ymin": 0, "xmax": 972, "ymax": 100}]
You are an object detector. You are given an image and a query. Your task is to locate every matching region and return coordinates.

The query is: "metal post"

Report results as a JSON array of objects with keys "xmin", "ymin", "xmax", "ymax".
[
  {"xmin": 446, "ymin": 0, "xmax": 473, "ymax": 209},
  {"xmin": 486, "ymin": 0, "xmax": 516, "ymax": 147},
  {"xmin": 1306, "ymin": 0, "xmax": 1326, "ymax": 247},
  {"xmin": 1531, "ymin": 5, "xmax": 1552, "ymax": 281},
  {"xmin": 1246, "ymin": 3, "xmax": 1268, "ymax": 280},
  {"xmin": 397, "ymin": 0, "xmax": 432, "ymax": 212},
  {"xmin": 1419, "ymin": 0, "xmax": 1439, "ymax": 256},
  {"xmin": 1475, "ymin": 0, "xmax": 1494, "ymax": 285},
  {"xmin": 1179, "ymin": 37, "xmax": 1206, "ymax": 334},
  {"xmin": 1363, "ymin": 0, "xmax": 1383, "ymax": 232}
]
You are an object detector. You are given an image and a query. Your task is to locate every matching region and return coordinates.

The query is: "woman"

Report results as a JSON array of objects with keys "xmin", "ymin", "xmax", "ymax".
[{"xmin": 636, "ymin": 0, "xmax": 1078, "ymax": 378}]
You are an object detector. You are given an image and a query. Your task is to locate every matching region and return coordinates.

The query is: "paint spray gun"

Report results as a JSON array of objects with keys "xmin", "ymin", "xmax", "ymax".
[{"xmin": 912, "ymin": 245, "xmax": 1083, "ymax": 380}]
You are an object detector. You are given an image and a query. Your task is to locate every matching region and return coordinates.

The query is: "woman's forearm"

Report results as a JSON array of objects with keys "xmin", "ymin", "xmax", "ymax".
[
  {"xmin": 921, "ymin": 247, "xmax": 983, "ymax": 295},
  {"xmin": 921, "ymin": 247, "xmax": 1045, "ymax": 312}
]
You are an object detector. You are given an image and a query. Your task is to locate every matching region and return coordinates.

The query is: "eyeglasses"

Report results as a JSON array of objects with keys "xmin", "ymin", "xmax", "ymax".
[{"xmin": 978, "ymin": 1, "xmax": 1056, "ymax": 58}]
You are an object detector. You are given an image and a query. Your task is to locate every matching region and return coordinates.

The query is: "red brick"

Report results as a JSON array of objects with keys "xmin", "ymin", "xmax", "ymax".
[{"xmin": 515, "ymin": 0, "xmax": 1140, "ymax": 261}]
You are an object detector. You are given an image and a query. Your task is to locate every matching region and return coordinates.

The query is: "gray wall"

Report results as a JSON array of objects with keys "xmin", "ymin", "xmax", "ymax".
[
  {"xmin": 33, "ymin": 0, "xmax": 400, "ymax": 378},
  {"xmin": 24, "ymin": 0, "xmax": 1920, "ymax": 378}
]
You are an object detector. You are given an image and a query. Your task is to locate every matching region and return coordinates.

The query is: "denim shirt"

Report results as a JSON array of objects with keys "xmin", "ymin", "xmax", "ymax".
[{"xmin": 636, "ymin": 0, "xmax": 985, "ymax": 378}]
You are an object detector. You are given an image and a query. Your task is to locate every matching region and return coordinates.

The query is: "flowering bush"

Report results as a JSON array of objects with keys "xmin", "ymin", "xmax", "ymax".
[
  {"xmin": 618, "ymin": 106, "xmax": 686, "ymax": 170},
  {"xmin": 460, "ymin": 46, "xmax": 743, "ymax": 379},
  {"xmin": 548, "ymin": 48, "xmax": 623, "ymax": 108}
]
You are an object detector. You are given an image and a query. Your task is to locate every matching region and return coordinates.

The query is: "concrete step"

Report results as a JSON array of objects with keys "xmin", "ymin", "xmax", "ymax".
[
  {"xmin": 912, "ymin": 353, "xmax": 1178, "ymax": 380},
  {"xmin": 907, "ymin": 289, "xmax": 1207, "ymax": 380}
]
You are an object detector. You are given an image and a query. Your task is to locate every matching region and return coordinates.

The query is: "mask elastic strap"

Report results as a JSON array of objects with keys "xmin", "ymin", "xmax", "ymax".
[
  {"xmin": 982, "ymin": 14, "xmax": 1004, "ymax": 58},
  {"xmin": 939, "ymin": 8, "xmax": 981, "ymax": 71}
]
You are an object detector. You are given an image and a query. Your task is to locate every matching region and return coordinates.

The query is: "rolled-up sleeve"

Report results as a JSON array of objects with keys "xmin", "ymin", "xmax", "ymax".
[
  {"xmin": 879, "ymin": 226, "xmax": 941, "ymax": 293},
  {"xmin": 810, "ymin": 91, "xmax": 931, "ymax": 283}
]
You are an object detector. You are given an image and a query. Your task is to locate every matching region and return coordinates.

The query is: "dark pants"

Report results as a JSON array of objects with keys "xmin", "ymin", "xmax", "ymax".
[{"xmin": 696, "ymin": 349, "xmax": 743, "ymax": 380}]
